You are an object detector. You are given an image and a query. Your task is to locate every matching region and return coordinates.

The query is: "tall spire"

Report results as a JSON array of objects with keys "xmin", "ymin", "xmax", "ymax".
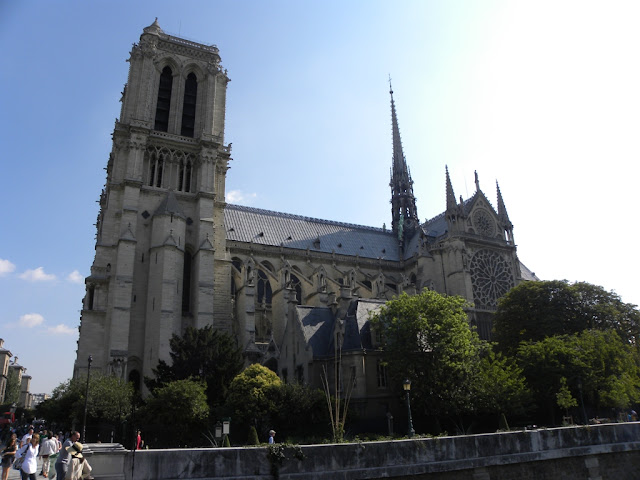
[
  {"xmin": 445, "ymin": 166, "xmax": 457, "ymax": 212},
  {"xmin": 496, "ymin": 180, "xmax": 514, "ymax": 242},
  {"xmin": 389, "ymin": 79, "xmax": 419, "ymax": 239},
  {"xmin": 496, "ymin": 181, "xmax": 512, "ymax": 225}
]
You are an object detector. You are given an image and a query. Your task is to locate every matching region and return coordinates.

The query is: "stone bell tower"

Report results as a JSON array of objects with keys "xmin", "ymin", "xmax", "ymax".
[{"xmin": 74, "ymin": 20, "xmax": 233, "ymax": 388}]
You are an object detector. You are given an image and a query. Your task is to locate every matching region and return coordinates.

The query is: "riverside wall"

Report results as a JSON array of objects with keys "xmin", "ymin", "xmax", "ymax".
[{"xmin": 87, "ymin": 422, "xmax": 640, "ymax": 480}]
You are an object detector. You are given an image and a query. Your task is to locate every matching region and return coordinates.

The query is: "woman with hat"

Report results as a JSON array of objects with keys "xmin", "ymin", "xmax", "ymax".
[{"xmin": 64, "ymin": 442, "xmax": 93, "ymax": 480}]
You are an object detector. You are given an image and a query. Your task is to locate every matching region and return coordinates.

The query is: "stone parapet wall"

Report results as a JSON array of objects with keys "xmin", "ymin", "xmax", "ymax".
[{"xmin": 87, "ymin": 423, "xmax": 640, "ymax": 480}]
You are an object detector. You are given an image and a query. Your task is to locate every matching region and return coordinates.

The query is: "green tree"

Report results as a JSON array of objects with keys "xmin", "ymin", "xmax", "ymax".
[
  {"xmin": 556, "ymin": 377, "xmax": 578, "ymax": 419},
  {"xmin": 225, "ymin": 364, "xmax": 281, "ymax": 440},
  {"xmin": 493, "ymin": 280, "xmax": 640, "ymax": 355},
  {"xmin": 35, "ymin": 374, "xmax": 133, "ymax": 436},
  {"xmin": 517, "ymin": 329, "xmax": 640, "ymax": 424},
  {"xmin": 371, "ymin": 290, "xmax": 528, "ymax": 432},
  {"xmin": 140, "ymin": 378, "xmax": 209, "ymax": 448},
  {"xmin": 145, "ymin": 325, "xmax": 243, "ymax": 409},
  {"xmin": 271, "ymin": 383, "xmax": 330, "ymax": 442},
  {"xmin": 473, "ymin": 349, "xmax": 531, "ymax": 417},
  {"xmin": 4, "ymin": 370, "xmax": 20, "ymax": 405}
]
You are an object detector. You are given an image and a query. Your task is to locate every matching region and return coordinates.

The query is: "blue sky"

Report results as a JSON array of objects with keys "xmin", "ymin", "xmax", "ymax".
[{"xmin": 1, "ymin": 0, "xmax": 639, "ymax": 395}]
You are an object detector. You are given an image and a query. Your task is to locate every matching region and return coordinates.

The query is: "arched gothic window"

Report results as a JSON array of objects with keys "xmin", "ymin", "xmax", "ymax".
[
  {"xmin": 182, "ymin": 249, "xmax": 192, "ymax": 313},
  {"xmin": 257, "ymin": 270, "xmax": 272, "ymax": 305},
  {"xmin": 148, "ymin": 152, "xmax": 165, "ymax": 187},
  {"xmin": 181, "ymin": 72, "xmax": 197, "ymax": 137},
  {"xmin": 128, "ymin": 370, "xmax": 141, "ymax": 392},
  {"xmin": 87, "ymin": 285, "xmax": 95, "ymax": 310},
  {"xmin": 178, "ymin": 159, "xmax": 192, "ymax": 192},
  {"xmin": 155, "ymin": 66, "xmax": 173, "ymax": 132}
]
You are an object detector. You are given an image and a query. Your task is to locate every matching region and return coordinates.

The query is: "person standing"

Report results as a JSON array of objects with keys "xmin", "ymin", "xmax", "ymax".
[
  {"xmin": 55, "ymin": 431, "xmax": 79, "ymax": 480},
  {"xmin": 136, "ymin": 430, "xmax": 142, "ymax": 450},
  {"xmin": 64, "ymin": 442, "xmax": 93, "ymax": 480},
  {"xmin": 20, "ymin": 428, "xmax": 34, "ymax": 449},
  {"xmin": 268, "ymin": 430, "xmax": 276, "ymax": 444},
  {"xmin": 39, "ymin": 433, "xmax": 58, "ymax": 478},
  {"xmin": 1, "ymin": 433, "xmax": 17, "ymax": 480},
  {"xmin": 19, "ymin": 433, "xmax": 39, "ymax": 480}
]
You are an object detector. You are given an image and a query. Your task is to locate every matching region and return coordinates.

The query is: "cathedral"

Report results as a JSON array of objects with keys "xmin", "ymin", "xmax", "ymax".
[{"xmin": 74, "ymin": 20, "xmax": 536, "ymax": 423}]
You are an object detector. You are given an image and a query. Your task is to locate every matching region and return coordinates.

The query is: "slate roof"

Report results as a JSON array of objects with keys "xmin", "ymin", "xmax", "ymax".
[
  {"xmin": 520, "ymin": 262, "xmax": 540, "ymax": 281},
  {"xmin": 339, "ymin": 299, "xmax": 384, "ymax": 351},
  {"xmin": 225, "ymin": 203, "xmax": 537, "ymax": 280},
  {"xmin": 225, "ymin": 204, "xmax": 401, "ymax": 261},
  {"xmin": 297, "ymin": 306, "xmax": 335, "ymax": 357},
  {"xmin": 297, "ymin": 300, "xmax": 384, "ymax": 358}
]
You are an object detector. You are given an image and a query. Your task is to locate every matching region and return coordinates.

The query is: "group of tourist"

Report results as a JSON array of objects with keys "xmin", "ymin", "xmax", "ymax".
[{"xmin": 1, "ymin": 428, "xmax": 92, "ymax": 480}]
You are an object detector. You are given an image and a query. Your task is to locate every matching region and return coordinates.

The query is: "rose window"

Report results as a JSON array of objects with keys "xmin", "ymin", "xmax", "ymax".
[
  {"xmin": 470, "ymin": 249, "xmax": 514, "ymax": 308},
  {"xmin": 472, "ymin": 209, "xmax": 496, "ymax": 237}
]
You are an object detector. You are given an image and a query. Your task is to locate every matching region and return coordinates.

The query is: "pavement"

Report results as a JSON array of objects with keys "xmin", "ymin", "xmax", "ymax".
[{"xmin": 5, "ymin": 458, "xmax": 55, "ymax": 480}]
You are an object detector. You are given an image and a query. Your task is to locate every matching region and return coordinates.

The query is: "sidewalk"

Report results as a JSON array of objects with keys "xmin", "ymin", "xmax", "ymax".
[{"xmin": 6, "ymin": 458, "xmax": 52, "ymax": 480}]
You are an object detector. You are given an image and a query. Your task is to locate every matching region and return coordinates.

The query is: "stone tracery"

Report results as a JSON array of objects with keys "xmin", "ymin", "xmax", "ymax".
[{"xmin": 470, "ymin": 249, "xmax": 514, "ymax": 309}]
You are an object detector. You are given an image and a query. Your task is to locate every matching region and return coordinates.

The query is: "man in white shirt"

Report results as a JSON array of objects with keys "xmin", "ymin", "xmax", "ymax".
[
  {"xmin": 19, "ymin": 427, "xmax": 34, "ymax": 448},
  {"xmin": 39, "ymin": 433, "xmax": 59, "ymax": 477}
]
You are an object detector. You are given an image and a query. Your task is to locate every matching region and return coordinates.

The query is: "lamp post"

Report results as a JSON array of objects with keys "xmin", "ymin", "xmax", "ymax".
[
  {"xmin": 82, "ymin": 355, "xmax": 93, "ymax": 442},
  {"xmin": 403, "ymin": 379, "xmax": 415, "ymax": 438},
  {"xmin": 577, "ymin": 379, "xmax": 587, "ymax": 425}
]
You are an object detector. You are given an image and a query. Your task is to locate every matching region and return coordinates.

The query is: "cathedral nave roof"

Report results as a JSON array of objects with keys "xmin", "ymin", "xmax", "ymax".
[{"xmin": 225, "ymin": 204, "xmax": 401, "ymax": 261}]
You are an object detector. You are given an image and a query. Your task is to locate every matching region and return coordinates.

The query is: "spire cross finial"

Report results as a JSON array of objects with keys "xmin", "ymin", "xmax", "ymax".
[{"xmin": 388, "ymin": 74, "xmax": 393, "ymax": 95}]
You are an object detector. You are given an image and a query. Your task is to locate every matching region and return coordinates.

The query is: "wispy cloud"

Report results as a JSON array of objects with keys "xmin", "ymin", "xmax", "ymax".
[
  {"xmin": 47, "ymin": 324, "xmax": 76, "ymax": 335},
  {"xmin": 0, "ymin": 258, "xmax": 16, "ymax": 276},
  {"xmin": 19, "ymin": 267, "xmax": 57, "ymax": 282},
  {"xmin": 67, "ymin": 270, "xmax": 84, "ymax": 284},
  {"xmin": 19, "ymin": 313, "xmax": 45, "ymax": 328},
  {"xmin": 226, "ymin": 190, "xmax": 257, "ymax": 205}
]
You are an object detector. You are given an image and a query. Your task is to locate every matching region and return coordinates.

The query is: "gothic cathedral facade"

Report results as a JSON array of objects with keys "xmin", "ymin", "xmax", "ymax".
[{"xmin": 75, "ymin": 22, "xmax": 536, "ymax": 419}]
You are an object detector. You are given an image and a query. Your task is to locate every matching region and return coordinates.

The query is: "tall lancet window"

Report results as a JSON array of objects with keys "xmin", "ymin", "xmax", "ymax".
[
  {"xmin": 149, "ymin": 152, "xmax": 165, "ymax": 187},
  {"xmin": 154, "ymin": 66, "xmax": 173, "ymax": 132},
  {"xmin": 181, "ymin": 73, "xmax": 197, "ymax": 137},
  {"xmin": 257, "ymin": 270, "xmax": 272, "ymax": 305},
  {"xmin": 178, "ymin": 159, "xmax": 192, "ymax": 192},
  {"xmin": 182, "ymin": 249, "xmax": 192, "ymax": 313}
]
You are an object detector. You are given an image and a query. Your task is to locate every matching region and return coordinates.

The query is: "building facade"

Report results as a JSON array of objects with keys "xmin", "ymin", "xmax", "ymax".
[
  {"xmin": 74, "ymin": 22, "xmax": 536, "ymax": 420},
  {"xmin": 0, "ymin": 339, "xmax": 12, "ymax": 404}
]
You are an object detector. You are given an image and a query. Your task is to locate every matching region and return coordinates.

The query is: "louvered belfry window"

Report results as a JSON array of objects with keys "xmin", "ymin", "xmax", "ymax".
[
  {"xmin": 154, "ymin": 66, "xmax": 173, "ymax": 132},
  {"xmin": 181, "ymin": 73, "xmax": 197, "ymax": 137}
]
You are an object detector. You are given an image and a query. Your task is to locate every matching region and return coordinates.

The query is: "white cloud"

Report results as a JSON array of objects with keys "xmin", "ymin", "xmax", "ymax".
[
  {"xmin": 19, "ymin": 267, "xmax": 57, "ymax": 282},
  {"xmin": 0, "ymin": 258, "xmax": 16, "ymax": 276},
  {"xmin": 226, "ymin": 190, "xmax": 257, "ymax": 204},
  {"xmin": 47, "ymin": 324, "xmax": 76, "ymax": 335},
  {"xmin": 67, "ymin": 270, "xmax": 84, "ymax": 284},
  {"xmin": 19, "ymin": 313, "xmax": 45, "ymax": 328}
]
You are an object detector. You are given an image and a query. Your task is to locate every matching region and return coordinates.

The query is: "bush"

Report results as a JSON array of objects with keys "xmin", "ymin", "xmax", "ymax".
[{"xmin": 247, "ymin": 425, "xmax": 260, "ymax": 445}]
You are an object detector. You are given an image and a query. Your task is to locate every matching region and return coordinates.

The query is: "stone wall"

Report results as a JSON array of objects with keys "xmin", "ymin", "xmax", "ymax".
[{"xmin": 87, "ymin": 423, "xmax": 640, "ymax": 480}]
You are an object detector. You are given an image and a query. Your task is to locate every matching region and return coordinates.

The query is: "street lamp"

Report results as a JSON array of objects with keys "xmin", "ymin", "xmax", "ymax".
[
  {"xmin": 577, "ymin": 379, "xmax": 587, "ymax": 425},
  {"xmin": 82, "ymin": 355, "xmax": 93, "ymax": 442},
  {"xmin": 403, "ymin": 379, "xmax": 415, "ymax": 438}
]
